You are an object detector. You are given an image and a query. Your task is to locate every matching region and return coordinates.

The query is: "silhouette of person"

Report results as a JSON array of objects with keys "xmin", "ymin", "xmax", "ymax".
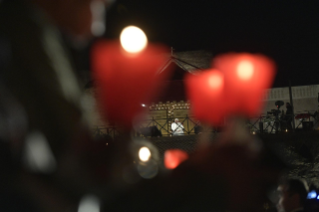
[
  {"xmin": 277, "ymin": 179, "xmax": 308, "ymax": 212},
  {"xmin": 284, "ymin": 102, "xmax": 293, "ymax": 130}
]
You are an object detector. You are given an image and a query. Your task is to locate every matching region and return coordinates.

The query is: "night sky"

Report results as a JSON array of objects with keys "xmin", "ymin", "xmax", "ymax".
[{"xmin": 105, "ymin": 0, "xmax": 319, "ymax": 88}]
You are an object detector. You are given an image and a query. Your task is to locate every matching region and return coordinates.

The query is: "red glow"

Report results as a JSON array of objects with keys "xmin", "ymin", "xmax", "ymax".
[
  {"xmin": 185, "ymin": 69, "xmax": 226, "ymax": 126},
  {"xmin": 213, "ymin": 53, "xmax": 276, "ymax": 118},
  {"xmin": 164, "ymin": 149, "xmax": 189, "ymax": 169},
  {"xmin": 208, "ymin": 72, "xmax": 224, "ymax": 89},
  {"xmin": 237, "ymin": 61, "xmax": 254, "ymax": 80},
  {"xmin": 91, "ymin": 40, "xmax": 171, "ymax": 129}
]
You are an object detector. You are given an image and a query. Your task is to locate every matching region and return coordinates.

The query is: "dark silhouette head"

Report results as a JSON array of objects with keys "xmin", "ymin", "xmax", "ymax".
[{"xmin": 277, "ymin": 179, "xmax": 308, "ymax": 212}]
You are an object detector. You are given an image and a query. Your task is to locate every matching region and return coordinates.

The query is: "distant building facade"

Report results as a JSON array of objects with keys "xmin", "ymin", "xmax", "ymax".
[
  {"xmin": 263, "ymin": 84, "xmax": 318, "ymax": 114},
  {"xmin": 261, "ymin": 84, "xmax": 319, "ymax": 131}
]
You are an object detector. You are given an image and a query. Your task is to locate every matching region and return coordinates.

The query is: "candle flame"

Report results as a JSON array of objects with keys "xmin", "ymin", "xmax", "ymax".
[
  {"xmin": 120, "ymin": 26, "xmax": 148, "ymax": 53},
  {"xmin": 208, "ymin": 72, "xmax": 223, "ymax": 89},
  {"xmin": 139, "ymin": 147, "xmax": 151, "ymax": 162},
  {"xmin": 237, "ymin": 61, "xmax": 254, "ymax": 80}
]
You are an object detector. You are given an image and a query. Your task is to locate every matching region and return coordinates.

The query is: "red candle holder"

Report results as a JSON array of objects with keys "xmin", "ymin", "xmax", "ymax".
[
  {"xmin": 186, "ymin": 53, "xmax": 276, "ymax": 126},
  {"xmin": 185, "ymin": 69, "xmax": 226, "ymax": 126},
  {"xmin": 164, "ymin": 149, "xmax": 189, "ymax": 170},
  {"xmin": 213, "ymin": 53, "xmax": 276, "ymax": 118},
  {"xmin": 91, "ymin": 40, "xmax": 171, "ymax": 129}
]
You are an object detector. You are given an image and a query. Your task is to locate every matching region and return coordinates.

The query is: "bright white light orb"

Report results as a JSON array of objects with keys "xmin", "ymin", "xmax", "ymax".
[
  {"xmin": 139, "ymin": 147, "xmax": 151, "ymax": 162},
  {"xmin": 237, "ymin": 61, "xmax": 254, "ymax": 80},
  {"xmin": 120, "ymin": 26, "xmax": 147, "ymax": 53}
]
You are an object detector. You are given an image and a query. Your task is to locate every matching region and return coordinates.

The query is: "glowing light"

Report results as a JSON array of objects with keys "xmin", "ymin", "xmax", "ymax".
[
  {"xmin": 141, "ymin": 104, "xmax": 146, "ymax": 107},
  {"xmin": 24, "ymin": 131, "xmax": 56, "ymax": 173},
  {"xmin": 120, "ymin": 26, "xmax": 147, "ymax": 53},
  {"xmin": 285, "ymin": 129, "xmax": 288, "ymax": 132},
  {"xmin": 252, "ymin": 131, "xmax": 256, "ymax": 135},
  {"xmin": 237, "ymin": 61, "xmax": 254, "ymax": 80},
  {"xmin": 164, "ymin": 149, "xmax": 188, "ymax": 169},
  {"xmin": 90, "ymin": 1, "xmax": 106, "ymax": 36},
  {"xmin": 139, "ymin": 147, "xmax": 151, "ymax": 162},
  {"xmin": 307, "ymin": 190, "xmax": 317, "ymax": 199},
  {"xmin": 208, "ymin": 73, "xmax": 223, "ymax": 89},
  {"xmin": 78, "ymin": 195, "xmax": 100, "ymax": 212}
]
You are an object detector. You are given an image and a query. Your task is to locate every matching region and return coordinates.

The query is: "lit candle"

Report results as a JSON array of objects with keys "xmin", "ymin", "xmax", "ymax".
[
  {"xmin": 185, "ymin": 69, "xmax": 226, "ymax": 126},
  {"xmin": 92, "ymin": 26, "xmax": 171, "ymax": 129},
  {"xmin": 213, "ymin": 53, "xmax": 276, "ymax": 117},
  {"xmin": 164, "ymin": 149, "xmax": 189, "ymax": 170}
]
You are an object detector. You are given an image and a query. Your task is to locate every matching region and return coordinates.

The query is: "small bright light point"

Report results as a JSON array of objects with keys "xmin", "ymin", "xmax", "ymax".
[
  {"xmin": 252, "ymin": 131, "xmax": 256, "ymax": 135},
  {"xmin": 285, "ymin": 129, "xmax": 288, "ymax": 132},
  {"xmin": 139, "ymin": 147, "xmax": 151, "ymax": 162},
  {"xmin": 208, "ymin": 73, "xmax": 223, "ymax": 89},
  {"xmin": 307, "ymin": 190, "xmax": 317, "ymax": 199},
  {"xmin": 237, "ymin": 61, "xmax": 254, "ymax": 80},
  {"xmin": 120, "ymin": 26, "xmax": 147, "ymax": 53},
  {"xmin": 141, "ymin": 104, "xmax": 146, "ymax": 107}
]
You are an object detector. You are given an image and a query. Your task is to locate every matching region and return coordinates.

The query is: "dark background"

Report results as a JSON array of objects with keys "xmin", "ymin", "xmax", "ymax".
[{"xmin": 104, "ymin": 0, "xmax": 319, "ymax": 88}]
